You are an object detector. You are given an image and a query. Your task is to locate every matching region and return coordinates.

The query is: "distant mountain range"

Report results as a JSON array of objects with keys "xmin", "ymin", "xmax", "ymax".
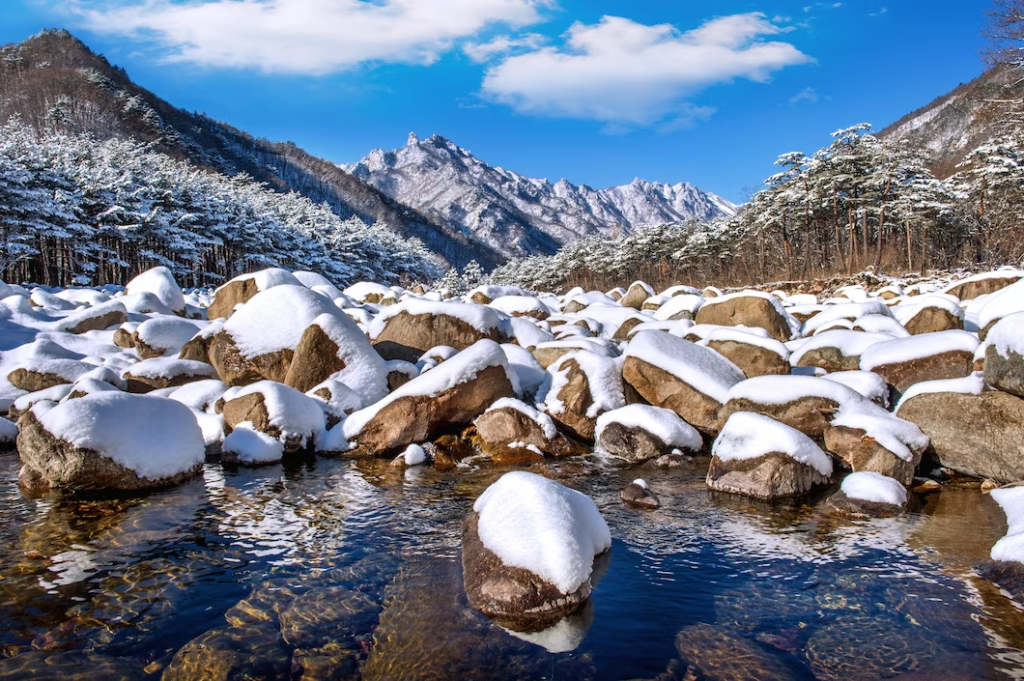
[{"xmin": 342, "ymin": 133, "xmax": 738, "ymax": 257}]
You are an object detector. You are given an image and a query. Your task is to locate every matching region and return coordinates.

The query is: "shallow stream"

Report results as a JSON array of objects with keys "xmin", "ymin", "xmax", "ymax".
[{"xmin": 1, "ymin": 452, "xmax": 1023, "ymax": 680}]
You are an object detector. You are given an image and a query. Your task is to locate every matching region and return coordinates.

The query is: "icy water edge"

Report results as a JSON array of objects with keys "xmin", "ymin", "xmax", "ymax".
[{"xmin": 1, "ymin": 452, "xmax": 1023, "ymax": 680}]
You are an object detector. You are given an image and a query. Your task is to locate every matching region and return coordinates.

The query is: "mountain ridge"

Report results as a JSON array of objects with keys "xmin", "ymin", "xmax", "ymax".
[{"xmin": 342, "ymin": 132, "xmax": 738, "ymax": 258}]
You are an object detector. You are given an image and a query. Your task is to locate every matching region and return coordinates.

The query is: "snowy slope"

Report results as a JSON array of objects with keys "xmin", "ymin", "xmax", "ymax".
[
  {"xmin": 343, "ymin": 133, "xmax": 738, "ymax": 258},
  {"xmin": 879, "ymin": 64, "xmax": 1024, "ymax": 179}
]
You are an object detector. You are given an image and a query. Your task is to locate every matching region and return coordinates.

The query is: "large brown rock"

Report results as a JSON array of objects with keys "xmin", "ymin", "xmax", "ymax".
[
  {"xmin": 695, "ymin": 293, "xmax": 795, "ymax": 342},
  {"xmin": 283, "ymin": 314, "xmax": 387, "ymax": 398},
  {"xmin": 162, "ymin": 624, "xmax": 291, "ymax": 681},
  {"xmin": 122, "ymin": 358, "xmax": 219, "ymax": 394},
  {"xmin": 7, "ymin": 359, "xmax": 92, "ymax": 393},
  {"xmin": 623, "ymin": 357, "xmax": 724, "ymax": 434},
  {"xmin": 56, "ymin": 301, "xmax": 128, "ymax": 334},
  {"xmin": 861, "ymin": 332, "xmax": 978, "ymax": 395},
  {"xmin": 284, "ymin": 324, "xmax": 346, "ymax": 393},
  {"xmin": 823, "ymin": 425, "xmax": 922, "ymax": 486},
  {"xmin": 209, "ymin": 333, "xmax": 294, "ymax": 387},
  {"xmin": 461, "ymin": 512, "xmax": 591, "ymax": 627},
  {"xmin": 16, "ymin": 394, "xmax": 204, "ymax": 494},
  {"xmin": 543, "ymin": 352, "xmax": 626, "ymax": 442},
  {"xmin": 707, "ymin": 338, "xmax": 790, "ymax": 378},
  {"xmin": 706, "ymin": 451, "xmax": 830, "ymax": 500},
  {"xmin": 371, "ymin": 306, "xmax": 510, "ymax": 363},
  {"xmin": 984, "ymin": 315, "xmax": 1024, "ymax": 399},
  {"xmin": 945, "ymin": 273, "xmax": 1021, "ymax": 301},
  {"xmin": 474, "ymin": 401, "xmax": 585, "ymax": 463},
  {"xmin": 902, "ymin": 306, "xmax": 963, "ymax": 335},
  {"xmin": 205, "ymin": 279, "xmax": 260, "ymax": 321},
  {"xmin": 897, "ymin": 390, "xmax": 1024, "ymax": 483},
  {"xmin": 719, "ymin": 393, "xmax": 840, "ymax": 440},
  {"xmin": 342, "ymin": 341, "xmax": 515, "ymax": 457},
  {"xmin": 619, "ymin": 281, "xmax": 654, "ymax": 310},
  {"xmin": 674, "ymin": 623, "xmax": 804, "ymax": 681}
]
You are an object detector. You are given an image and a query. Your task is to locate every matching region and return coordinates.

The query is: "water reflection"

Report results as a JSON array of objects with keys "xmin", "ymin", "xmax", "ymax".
[{"xmin": 0, "ymin": 454, "xmax": 1022, "ymax": 680}]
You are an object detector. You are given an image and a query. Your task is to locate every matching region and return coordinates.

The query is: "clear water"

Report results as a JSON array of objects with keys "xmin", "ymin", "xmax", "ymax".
[{"xmin": 1, "ymin": 452, "xmax": 1023, "ymax": 680}]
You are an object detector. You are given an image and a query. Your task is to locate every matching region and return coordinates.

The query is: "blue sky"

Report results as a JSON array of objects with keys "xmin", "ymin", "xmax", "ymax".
[{"xmin": 1, "ymin": 0, "xmax": 989, "ymax": 203}]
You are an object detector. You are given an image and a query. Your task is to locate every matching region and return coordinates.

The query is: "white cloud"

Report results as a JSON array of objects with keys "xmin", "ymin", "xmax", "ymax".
[
  {"xmin": 464, "ymin": 33, "xmax": 547, "ymax": 63},
  {"xmin": 69, "ymin": 0, "xmax": 552, "ymax": 74},
  {"xmin": 790, "ymin": 86, "xmax": 818, "ymax": 104},
  {"xmin": 481, "ymin": 13, "xmax": 813, "ymax": 125}
]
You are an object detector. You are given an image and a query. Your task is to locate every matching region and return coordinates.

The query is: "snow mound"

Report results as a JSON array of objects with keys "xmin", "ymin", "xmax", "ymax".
[
  {"xmin": 713, "ymin": 412, "xmax": 833, "ymax": 476},
  {"xmin": 223, "ymin": 285, "xmax": 339, "ymax": 358},
  {"xmin": 343, "ymin": 339, "xmax": 516, "ymax": 441},
  {"xmin": 122, "ymin": 358, "xmax": 218, "ymax": 381},
  {"xmin": 803, "ymin": 301, "xmax": 893, "ymax": 335},
  {"xmin": 402, "ymin": 443, "xmax": 428, "ymax": 466},
  {"xmin": 991, "ymin": 486, "xmax": 1024, "ymax": 564},
  {"xmin": 222, "ymin": 268, "xmax": 301, "ymax": 294},
  {"xmin": 543, "ymin": 350, "xmax": 625, "ymax": 418},
  {"xmin": 33, "ymin": 392, "xmax": 204, "ymax": 479},
  {"xmin": 125, "ymin": 267, "xmax": 185, "ymax": 313},
  {"xmin": 625, "ymin": 330, "xmax": 744, "ymax": 403},
  {"xmin": 223, "ymin": 422, "xmax": 284, "ymax": 464},
  {"xmin": 595, "ymin": 405, "xmax": 702, "ymax": 454},
  {"xmin": 226, "ymin": 381, "xmax": 326, "ymax": 448},
  {"xmin": 167, "ymin": 379, "xmax": 228, "ymax": 412},
  {"xmin": 789, "ymin": 330, "xmax": 895, "ymax": 366},
  {"xmin": 860, "ymin": 330, "xmax": 979, "ymax": 371},
  {"xmin": 978, "ymin": 279, "xmax": 1024, "ymax": 330},
  {"xmin": 134, "ymin": 317, "xmax": 202, "ymax": 353},
  {"xmin": 368, "ymin": 299, "xmax": 511, "ymax": 340},
  {"xmin": 988, "ymin": 312, "xmax": 1024, "ymax": 359},
  {"xmin": 822, "ymin": 370, "xmax": 891, "ymax": 407},
  {"xmin": 473, "ymin": 471, "xmax": 611, "ymax": 594},
  {"xmin": 841, "ymin": 472, "xmax": 908, "ymax": 505},
  {"xmin": 485, "ymin": 397, "xmax": 558, "ymax": 440}
]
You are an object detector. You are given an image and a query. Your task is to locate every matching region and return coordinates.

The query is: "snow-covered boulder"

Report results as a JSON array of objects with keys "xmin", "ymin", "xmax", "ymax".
[
  {"xmin": 462, "ymin": 471, "xmax": 611, "ymax": 625},
  {"xmin": 17, "ymin": 392, "xmax": 204, "ymax": 493},
  {"xmin": 508, "ymin": 316, "xmax": 555, "ymax": 351},
  {"xmin": 944, "ymin": 270, "xmax": 1023, "ymax": 301},
  {"xmin": 984, "ymin": 484, "xmax": 1024, "ymax": 603},
  {"xmin": 474, "ymin": 398, "xmax": 584, "ymax": 463},
  {"xmin": 860, "ymin": 330, "xmax": 979, "ymax": 395},
  {"xmin": 344, "ymin": 281, "xmax": 394, "ymax": 304},
  {"xmin": 469, "ymin": 284, "xmax": 527, "ymax": 305},
  {"xmin": 541, "ymin": 350, "xmax": 627, "ymax": 442},
  {"xmin": 653, "ymin": 294, "xmax": 704, "ymax": 322},
  {"xmin": 821, "ymin": 370, "xmax": 891, "ymax": 407},
  {"xmin": 125, "ymin": 266, "xmax": 186, "ymax": 315},
  {"xmin": 898, "ymin": 383, "xmax": 1024, "ymax": 484},
  {"xmin": 822, "ymin": 401, "xmax": 929, "ymax": 486},
  {"xmin": 209, "ymin": 285, "xmax": 339, "ymax": 386},
  {"xmin": 623, "ymin": 331, "xmax": 744, "ymax": 434},
  {"xmin": 53, "ymin": 300, "xmax": 128, "ymax": 335},
  {"xmin": 620, "ymin": 479, "xmax": 660, "ymax": 509},
  {"xmin": 132, "ymin": 317, "xmax": 202, "ymax": 359},
  {"xmin": 802, "ymin": 300, "xmax": 893, "ymax": 336},
  {"xmin": 206, "ymin": 268, "xmax": 302, "ymax": 320},
  {"xmin": 719, "ymin": 375, "xmax": 860, "ymax": 439},
  {"xmin": 595, "ymin": 405, "xmax": 702, "ymax": 464},
  {"xmin": 531, "ymin": 338, "xmax": 617, "ymax": 369},
  {"xmin": 222, "ymin": 423, "xmax": 285, "ymax": 466},
  {"xmin": 694, "ymin": 291, "xmax": 800, "ymax": 342},
  {"xmin": 977, "ymin": 279, "xmax": 1024, "ymax": 339},
  {"xmin": 221, "ymin": 381, "xmax": 325, "ymax": 455},
  {"xmin": 488, "ymin": 296, "xmax": 551, "ymax": 320},
  {"xmin": 177, "ymin": 320, "xmax": 223, "ymax": 363},
  {"xmin": 369, "ymin": 300, "xmax": 512, "ymax": 363},
  {"xmin": 619, "ymin": 281, "xmax": 655, "ymax": 310},
  {"xmin": 984, "ymin": 312, "xmax": 1024, "ymax": 399},
  {"xmin": 323, "ymin": 339, "xmax": 516, "ymax": 457},
  {"xmin": 282, "ymin": 312, "xmax": 388, "ymax": 401},
  {"xmin": 122, "ymin": 358, "xmax": 219, "ymax": 393},
  {"xmin": 702, "ymin": 328, "xmax": 790, "ymax": 378},
  {"xmin": 826, "ymin": 471, "xmax": 908, "ymax": 518},
  {"xmin": 894, "ymin": 295, "xmax": 964, "ymax": 335},
  {"xmin": 7, "ymin": 358, "xmax": 94, "ymax": 393},
  {"xmin": 791, "ymin": 330, "xmax": 895, "ymax": 373},
  {"xmin": 706, "ymin": 412, "xmax": 833, "ymax": 500}
]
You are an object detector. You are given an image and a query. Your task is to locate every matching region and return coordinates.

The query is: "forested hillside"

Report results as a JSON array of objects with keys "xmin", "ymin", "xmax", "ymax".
[
  {"xmin": 491, "ymin": 121, "xmax": 1024, "ymax": 292},
  {"xmin": 0, "ymin": 118, "xmax": 443, "ymax": 287}
]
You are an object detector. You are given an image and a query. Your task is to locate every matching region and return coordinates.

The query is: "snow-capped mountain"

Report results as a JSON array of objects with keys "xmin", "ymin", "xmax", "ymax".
[{"xmin": 343, "ymin": 133, "xmax": 737, "ymax": 258}]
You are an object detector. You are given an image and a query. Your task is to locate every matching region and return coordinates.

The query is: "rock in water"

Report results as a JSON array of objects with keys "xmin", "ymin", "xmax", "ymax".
[
  {"xmin": 462, "ymin": 471, "xmax": 611, "ymax": 626},
  {"xmin": 17, "ymin": 392, "xmax": 204, "ymax": 493},
  {"xmin": 474, "ymin": 398, "xmax": 584, "ymax": 463},
  {"xmin": 620, "ymin": 479, "xmax": 660, "ymax": 509},
  {"xmin": 827, "ymin": 471, "xmax": 908, "ymax": 518},
  {"xmin": 595, "ymin": 404, "xmax": 703, "ymax": 463},
  {"xmin": 707, "ymin": 412, "xmax": 833, "ymax": 500},
  {"xmin": 897, "ymin": 390, "xmax": 1024, "ymax": 483},
  {"xmin": 674, "ymin": 623, "xmax": 804, "ymax": 681}
]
